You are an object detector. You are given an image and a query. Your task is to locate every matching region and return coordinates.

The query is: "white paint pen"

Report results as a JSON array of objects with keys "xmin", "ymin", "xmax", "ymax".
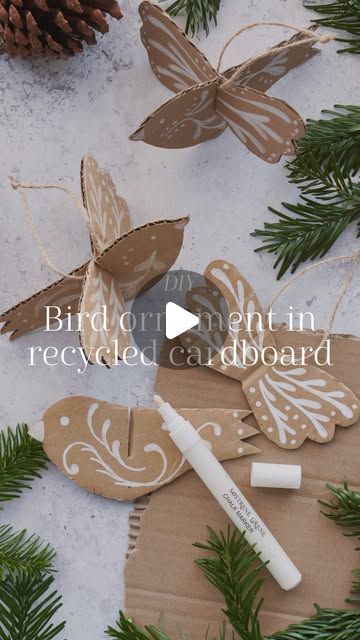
[{"xmin": 154, "ymin": 395, "xmax": 302, "ymax": 591}]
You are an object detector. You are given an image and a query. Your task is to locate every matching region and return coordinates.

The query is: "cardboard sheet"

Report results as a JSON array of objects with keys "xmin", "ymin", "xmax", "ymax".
[{"xmin": 125, "ymin": 328, "xmax": 360, "ymax": 637}]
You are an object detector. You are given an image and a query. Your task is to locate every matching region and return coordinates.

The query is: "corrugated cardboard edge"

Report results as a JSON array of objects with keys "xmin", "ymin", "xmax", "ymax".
[
  {"xmin": 127, "ymin": 496, "xmax": 151, "ymax": 558},
  {"xmin": 0, "ymin": 262, "xmax": 87, "ymax": 325}
]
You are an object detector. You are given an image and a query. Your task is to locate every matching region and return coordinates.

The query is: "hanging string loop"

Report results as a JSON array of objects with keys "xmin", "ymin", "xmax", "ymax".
[
  {"xmin": 217, "ymin": 21, "xmax": 335, "ymax": 89},
  {"xmin": 10, "ymin": 177, "xmax": 92, "ymax": 281},
  {"xmin": 266, "ymin": 252, "xmax": 360, "ymax": 364}
]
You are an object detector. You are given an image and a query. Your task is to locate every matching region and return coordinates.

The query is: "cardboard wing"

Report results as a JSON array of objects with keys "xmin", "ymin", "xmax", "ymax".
[
  {"xmin": 130, "ymin": 2, "xmax": 327, "ymax": 162},
  {"xmin": 183, "ymin": 260, "xmax": 360, "ymax": 449},
  {"xmin": 0, "ymin": 155, "xmax": 189, "ymax": 366},
  {"xmin": 29, "ymin": 396, "xmax": 259, "ymax": 500}
]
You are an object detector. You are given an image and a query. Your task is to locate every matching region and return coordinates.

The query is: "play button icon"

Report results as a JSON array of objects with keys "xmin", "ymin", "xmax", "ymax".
[
  {"xmin": 165, "ymin": 302, "xmax": 199, "ymax": 339},
  {"xmin": 131, "ymin": 268, "xmax": 229, "ymax": 370}
]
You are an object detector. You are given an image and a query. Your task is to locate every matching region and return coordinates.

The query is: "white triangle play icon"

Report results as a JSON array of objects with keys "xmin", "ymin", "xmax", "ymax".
[{"xmin": 165, "ymin": 302, "xmax": 199, "ymax": 340}]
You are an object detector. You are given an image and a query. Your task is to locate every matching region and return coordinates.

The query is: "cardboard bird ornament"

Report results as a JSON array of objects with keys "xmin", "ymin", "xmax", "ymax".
[
  {"xmin": 183, "ymin": 260, "xmax": 360, "ymax": 449},
  {"xmin": 0, "ymin": 155, "xmax": 188, "ymax": 366},
  {"xmin": 130, "ymin": 2, "xmax": 333, "ymax": 162},
  {"xmin": 29, "ymin": 396, "xmax": 260, "ymax": 500}
]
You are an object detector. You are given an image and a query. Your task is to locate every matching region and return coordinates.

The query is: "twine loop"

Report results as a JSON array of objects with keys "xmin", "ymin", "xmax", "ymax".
[
  {"xmin": 217, "ymin": 21, "xmax": 336, "ymax": 90},
  {"xmin": 10, "ymin": 176, "xmax": 92, "ymax": 281},
  {"xmin": 267, "ymin": 252, "xmax": 360, "ymax": 364}
]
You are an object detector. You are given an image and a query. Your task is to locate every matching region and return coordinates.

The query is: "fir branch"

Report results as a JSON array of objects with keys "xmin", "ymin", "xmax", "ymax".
[
  {"xmin": 289, "ymin": 106, "xmax": 360, "ymax": 176},
  {"xmin": 305, "ymin": 0, "xmax": 360, "ymax": 54},
  {"xmin": 320, "ymin": 481, "xmax": 360, "ymax": 542},
  {"xmin": 161, "ymin": 0, "xmax": 221, "ymax": 36},
  {"xmin": 252, "ymin": 105, "xmax": 360, "ymax": 278},
  {"xmin": 106, "ymin": 611, "xmax": 172, "ymax": 640},
  {"xmin": 194, "ymin": 527, "xmax": 265, "ymax": 640},
  {"xmin": 106, "ymin": 613, "xmax": 228, "ymax": 640},
  {"xmin": 350, "ymin": 568, "xmax": 360, "ymax": 605},
  {"xmin": 0, "ymin": 524, "xmax": 55, "ymax": 581},
  {"xmin": 0, "ymin": 573, "xmax": 65, "ymax": 640},
  {"xmin": 266, "ymin": 606, "xmax": 360, "ymax": 639},
  {"xmin": 320, "ymin": 482, "xmax": 360, "ymax": 604},
  {"xmin": 0, "ymin": 424, "xmax": 48, "ymax": 507}
]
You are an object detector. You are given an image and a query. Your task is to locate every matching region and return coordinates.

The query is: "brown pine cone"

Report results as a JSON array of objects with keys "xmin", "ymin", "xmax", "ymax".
[{"xmin": 0, "ymin": 0, "xmax": 122, "ymax": 57}]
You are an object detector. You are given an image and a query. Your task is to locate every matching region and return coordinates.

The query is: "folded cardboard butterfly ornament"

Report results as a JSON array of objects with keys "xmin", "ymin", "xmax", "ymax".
[
  {"xmin": 0, "ymin": 155, "xmax": 188, "ymax": 366},
  {"xmin": 130, "ymin": 1, "xmax": 334, "ymax": 163},
  {"xmin": 29, "ymin": 396, "xmax": 260, "ymax": 500},
  {"xmin": 183, "ymin": 260, "xmax": 360, "ymax": 449}
]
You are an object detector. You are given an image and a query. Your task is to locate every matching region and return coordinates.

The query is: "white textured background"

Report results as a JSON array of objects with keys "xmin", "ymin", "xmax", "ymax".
[{"xmin": 0, "ymin": 1, "xmax": 359, "ymax": 637}]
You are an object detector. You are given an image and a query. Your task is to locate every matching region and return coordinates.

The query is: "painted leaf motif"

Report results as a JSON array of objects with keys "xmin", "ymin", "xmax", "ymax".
[
  {"xmin": 243, "ymin": 364, "xmax": 360, "ymax": 449},
  {"xmin": 130, "ymin": 81, "xmax": 226, "ymax": 149},
  {"xmin": 79, "ymin": 261, "xmax": 130, "ymax": 365},
  {"xmin": 223, "ymin": 28, "xmax": 319, "ymax": 93},
  {"xmin": 138, "ymin": 1, "xmax": 217, "ymax": 93},
  {"xmin": 0, "ymin": 263, "xmax": 87, "ymax": 340},
  {"xmin": 96, "ymin": 217, "xmax": 189, "ymax": 298},
  {"xmin": 185, "ymin": 260, "xmax": 275, "ymax": 382},
  {"xmin": 81, "ymin": 154, "xmax": 130, "ymax": 255},
  {"xmin": 33, "ymin": 395, "xmax": 259, "ymax": 500},
  {"xmin": 215, "ymin": 84, "xmax": 305, "ymax": 162}
]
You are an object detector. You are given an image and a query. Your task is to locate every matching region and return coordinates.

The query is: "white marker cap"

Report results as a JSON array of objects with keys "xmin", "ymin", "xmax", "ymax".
[{"xmin": 251, "ymin": 462, "xmax": 302, "ymax": 490}]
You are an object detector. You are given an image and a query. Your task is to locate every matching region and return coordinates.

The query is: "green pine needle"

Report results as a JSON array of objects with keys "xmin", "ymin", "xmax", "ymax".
[
  {"xmin": 290, "ymin": 106, "xmax": 360, "ymax": 176},
  {"xmin": 0, "ymin": 573, "xmax": 65, "ymax": 640},
  {"xmin": 350, "ymin": 568, "xmax": 360, "ymax": 605},
  {"xmin": 0, "ymin": 424, "xmax": 48, "ymax": 507},
  {"xmin": 0, "ymin": 524, "xmax": 55, "ymax": 581},
  {"xmin": 265, "ymin": 606, "xmax": 360, "ymax": 639},
  {"xmin": 194, "ymin": 527, "xmax": 265, "ymax": 640},
  {"xmin": 320, "ymin": 482, "xmax": 360, "ymax": 604},
  {"xmin": 105, "ymin": 611, "xmax": 170, "ymax": 640},
  {"xmin": 106, "ymin": 613, "xmax": 228, "ymax": 640},
  {"xmin": 161, "ymin": 0, "xmax": 221, "ymax": 36},
  {"xmin": 320, "ymin": 481, "xmax": 360, "ymax": 541},
  {"xmin": 252, "ymin": 105, "xmax": 360, "ymax": 279},
  {"xmin": 304, "ymin": 0, "xmax": 360, "ymax": 54}
]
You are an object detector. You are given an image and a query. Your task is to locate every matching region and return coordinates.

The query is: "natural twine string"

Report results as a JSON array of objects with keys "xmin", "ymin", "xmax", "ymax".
[
  {"xmin": 266, "ymin": 252, "xmax": 360, "ymax": 364},
  {"xmin": 217, "ymin": 21, "xmax": 336, "ymax": 89},
  {"xmin": 10, "ymin": 177, "xmax": 92, "ymax": 280}
]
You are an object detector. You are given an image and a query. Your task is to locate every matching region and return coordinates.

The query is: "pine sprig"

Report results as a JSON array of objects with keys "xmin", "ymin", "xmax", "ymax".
[
  {"xmin": 0, "ymin": 524, "xmax": 55, "ymax": 581},
  {"xmin": 161, "ymin": 0, "xmax": 221, "ymax": 36},
  {"xmin": 290, "ymin": 106, "xmax": 360, "ymax": 176},
  {"xmin": 320, "ymin": 481, "xmax": 360, "ymax": 542},
  {"xmin": 0, "ymin": 573, "xmax": 65, "ymax": 640},
  {"xmin": 265, "ymin": 606, "xmax": 360, "ymax": 639},
  {"xmin": 252, "ymin": 105, "xmax": 360, "ymax": 279},
  {"xmin": 0, "ymin": 424, "xmax": 48, "ymax": 507},
  {"xmin": 193, "ymin": 527, "xmax": 265, "ymax": 640},
  {"xmin": 320, "ymin": 481, "xmax": 360, "ymax": 604},
  {"xmin": 0, "ymin": 423, "xmax": 64, "ymax": 639},
  {"xmin": 305, "ymin": 0, "xmax": 360, "ymax": 54},
  {"xmin": 106, "ymin": 611, "xmax": 171, "ymax": 640}
]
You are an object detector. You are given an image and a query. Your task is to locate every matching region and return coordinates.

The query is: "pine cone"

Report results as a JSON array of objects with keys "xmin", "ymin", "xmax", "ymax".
[{"xmin": 0, "ymin": 0, "xmax": 122, "ymax": 57}]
